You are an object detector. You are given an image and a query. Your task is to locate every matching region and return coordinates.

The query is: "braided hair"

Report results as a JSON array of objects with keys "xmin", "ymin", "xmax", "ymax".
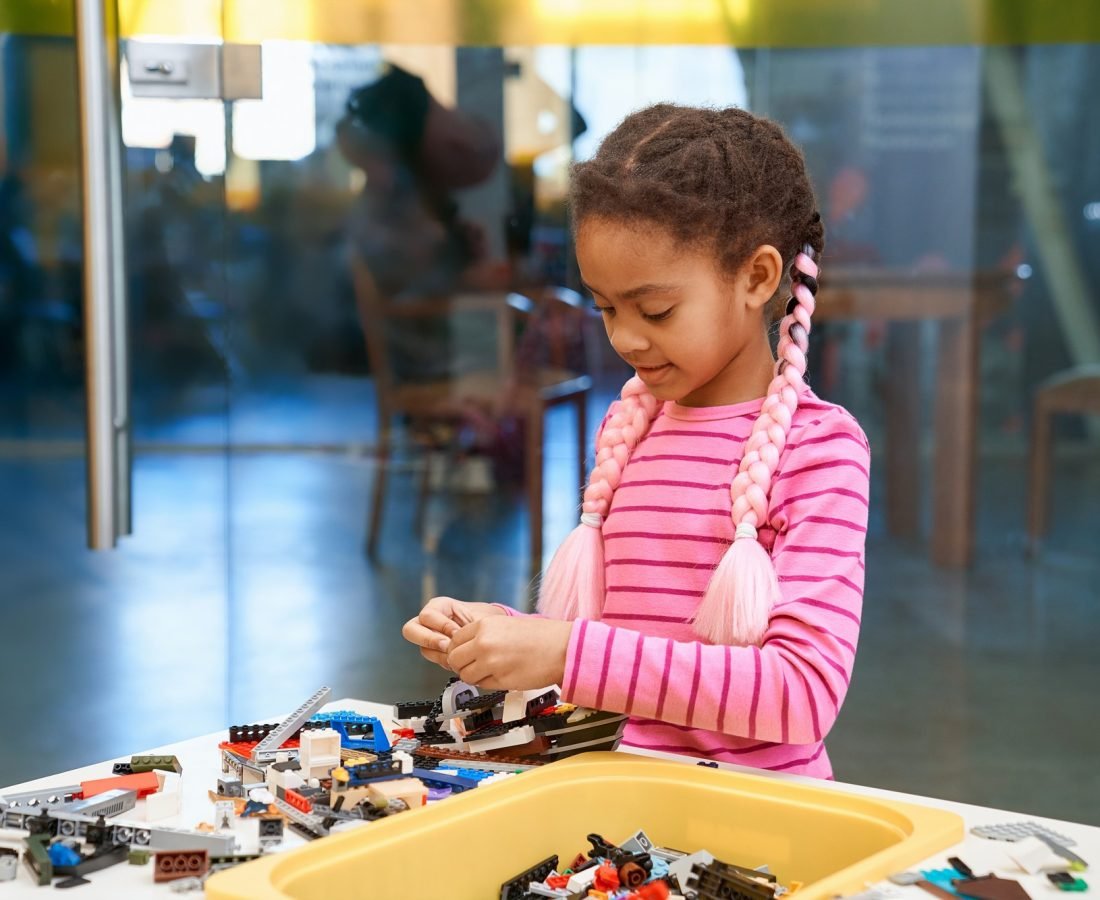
[{"xmin": 539, "ymin": 104, "xmax": 824, "ymax": 648}]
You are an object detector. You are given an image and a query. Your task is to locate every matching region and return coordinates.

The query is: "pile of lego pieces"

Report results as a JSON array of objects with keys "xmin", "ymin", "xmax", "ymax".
[
  {"xmin": 499, "ymin": 829, "xmax": 796, "ymax": 900},
  {"xmin": 0, "ymin": 678, "xmax": 628, "ymax": 890},
  {"xmin": 0, "ymin": 755, "xmax": 247, "ymax": 891}
]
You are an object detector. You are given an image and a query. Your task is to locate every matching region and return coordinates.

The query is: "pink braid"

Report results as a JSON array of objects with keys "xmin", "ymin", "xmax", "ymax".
[
  {"xmin": 539, "ymin": 376, "xmax": 661, "ymax": 620},
  {"xmin": 692, "ymin": 244, "xmax": 820, "ymax": 646}
]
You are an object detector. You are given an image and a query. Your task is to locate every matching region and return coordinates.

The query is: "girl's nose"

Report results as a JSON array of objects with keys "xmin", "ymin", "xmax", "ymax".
[{"xmin": 609, "ymin": 323, "xmax": 650, "ymax": 356}]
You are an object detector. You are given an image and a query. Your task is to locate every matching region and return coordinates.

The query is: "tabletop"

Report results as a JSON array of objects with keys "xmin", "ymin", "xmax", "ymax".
[{"xmin": 1, "ymin": 698, "xmax": 1095, "ymax": 898}]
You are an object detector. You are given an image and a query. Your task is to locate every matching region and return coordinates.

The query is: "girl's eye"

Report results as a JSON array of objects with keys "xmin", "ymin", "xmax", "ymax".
[
  {"xmin": 643, "ymin": 309, "xmax": 673, "ymax": 322},
  {"xmin": 593, "ymin": 304, "xmax": 615, "ymax": 316}
]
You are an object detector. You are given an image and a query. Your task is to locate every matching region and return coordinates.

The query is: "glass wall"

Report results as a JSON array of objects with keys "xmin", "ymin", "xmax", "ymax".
[{"xmin": 1, "ymin": 2, "xmax": 1097, "ymax": 823}]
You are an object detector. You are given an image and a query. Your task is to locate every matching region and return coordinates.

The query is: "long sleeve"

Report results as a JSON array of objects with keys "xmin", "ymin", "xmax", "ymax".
[{"xmin": 560, "ymin": 407, "xmax": 870, "ymax": 746}]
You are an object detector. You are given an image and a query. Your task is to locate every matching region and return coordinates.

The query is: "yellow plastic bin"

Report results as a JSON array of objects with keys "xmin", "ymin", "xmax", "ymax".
[{"xmin": 206, "ymin": 752, "xmax": 963, "ymax": 900}]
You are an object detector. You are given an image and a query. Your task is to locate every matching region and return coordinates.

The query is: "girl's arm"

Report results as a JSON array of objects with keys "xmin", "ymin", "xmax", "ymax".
[{"xmin": 560, "ymin": 409, "xmax": 870, "ymax": 745}]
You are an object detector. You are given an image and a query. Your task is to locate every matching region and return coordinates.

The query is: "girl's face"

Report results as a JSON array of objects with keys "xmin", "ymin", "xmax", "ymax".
[{"xmin": 576, "ymin": 217, "xmax": 782, "ymax": 406}]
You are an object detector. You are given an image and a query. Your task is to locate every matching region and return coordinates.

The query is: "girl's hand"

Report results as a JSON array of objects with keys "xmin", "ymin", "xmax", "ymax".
[
  {"xmin": 446, "ymin": 616, "xmax": 574, "ymax": 691},
  {"xmin": 402, "ymin": 597, "xmax": 507, "ymax": 669}
]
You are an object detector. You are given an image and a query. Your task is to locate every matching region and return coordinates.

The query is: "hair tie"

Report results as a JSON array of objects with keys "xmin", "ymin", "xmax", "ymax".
[
  {"xmin": 735, "ymin": 522, "xmax": 758, "ymax": 541},
  {"xmin": 580, "ymin": 512, "xmax": 603, "ymax": 528}
]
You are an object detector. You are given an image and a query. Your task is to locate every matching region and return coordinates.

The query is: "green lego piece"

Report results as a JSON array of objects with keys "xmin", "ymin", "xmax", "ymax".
[
  {"xmin": 1056, "ymin": 878, "xmax": 1088, "ymax": 892},
  {"xmin": 129, "ymin": 848, "xmax": 152, "ymax": 865},
  {"xmin": 23, "ymin": 835, "xmax": 53, "ymax": 886},
  {"xmin": 129, "ymin": 754, "xmax": 183, "ymax": 775}
]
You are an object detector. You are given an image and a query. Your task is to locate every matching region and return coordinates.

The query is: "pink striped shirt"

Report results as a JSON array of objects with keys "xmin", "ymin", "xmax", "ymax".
[{"xmin": 506, "ymin": 388, "xmax": 870, "ymax": 779}]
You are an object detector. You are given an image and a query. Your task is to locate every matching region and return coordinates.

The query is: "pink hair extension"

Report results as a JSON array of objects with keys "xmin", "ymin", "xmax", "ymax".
[
  {"xmin": 538, "ymin": 376, "xmax": 661, "ymax": 620},
  {"xmin": 692, "ymin": 243, "xmax": 821, "ymax": 647}
]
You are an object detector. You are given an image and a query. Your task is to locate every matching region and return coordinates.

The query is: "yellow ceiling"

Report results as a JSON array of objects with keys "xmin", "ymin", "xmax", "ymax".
[{"xmin": 3, "ymin": 0, "xmax": 1099, "ymax": 45}]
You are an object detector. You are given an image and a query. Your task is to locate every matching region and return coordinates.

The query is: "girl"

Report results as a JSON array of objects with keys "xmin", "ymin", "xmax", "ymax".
[{"xmin": 402, "ymin": 103, "xmax": 870, "ymax": 780}]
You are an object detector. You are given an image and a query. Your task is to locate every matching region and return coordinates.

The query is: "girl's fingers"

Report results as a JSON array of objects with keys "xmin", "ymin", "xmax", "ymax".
[
  {"xmin": 417, "ymin": 605, "xmax": 463, "ymax": 638},
  {"xmin": 419, "ymin": 647, "xmax": 453, "ymax": 669},
  {"xmin": 402, "ymin": 618, "xmax": 453, "ymax": 653}
]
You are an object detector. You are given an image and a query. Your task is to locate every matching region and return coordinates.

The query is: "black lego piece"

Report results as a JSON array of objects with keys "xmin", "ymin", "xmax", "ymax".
[
  {"xmin": 84, "ymin": 817, "xmax": 111, "ymax": 848},
  {"xmin": 112, "ymin": 762, "xmax": 134, "ymax": 776},
  {"xmin": 456, "ymin": 690, "xmax": 506, "ymax": 711},
  {"xmin": 500, "ymin": 854, "xmax": 559, "ymax": 900},
  {"xmin": 416, "ymin": 731, "xmax": 457, "ymax": 745},
  {"xmin": 55, "ymin": 875, "xmax": 92, "ymax": 889},
  {"xmin": 697, "ymin": 760, "xmax": 719, "ymax": 768},
  {"xmin": 687, "ymin": 860, "xmax": 777, "ymax": 900},
  {"xmin": 54, "ymin": 843, "xmax": 129, "ymax": 878},
  {"xmin": 395, "ymin": 699, "xmax": 438, "ymax": 719},
  {"xmin": 25, "ymin": 813, "xmax": 58, "ymax": 838}
]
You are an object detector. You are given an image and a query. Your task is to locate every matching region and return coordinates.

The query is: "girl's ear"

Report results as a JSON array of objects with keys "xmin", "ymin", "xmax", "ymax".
[{"xmin": 742, "ymin": 244, "xmax": 784, "ymax": 310}]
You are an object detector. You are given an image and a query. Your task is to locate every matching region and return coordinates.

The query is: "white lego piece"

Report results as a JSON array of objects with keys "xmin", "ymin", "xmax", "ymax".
[
  {"xmin": 392, "ymin": 750, "xmax": 413, "ymax": 774},
  {"xmin": 1009, "ymin": 836, "xmax": 1061, "ymax": 874},
  {"xmin": 502, "ymin": 686, "xmax": 556, "ymax": 723},
  {"xmin": 145, "ymin": 773, "xmax": 182, "ymax": 821},
  {"xmin": 667, "ymin": 849, "xmax": 716, "ymax": 889},
  {"xmin": 440, "ymin": 679, "xmax": 479, "ymax": 718},
  {"xmin": 299, "ymin": 728, "xmax": 341, "ymax": 780},
  {"xmin": 281, "ymin": 771, "xmax": 305, "ymax": 792},
  {"xmin": 566, "ymin": 866, "xmax": 599, "ymax": 892},
  {"xmin": 214, "ymin": 801, "xmax": 235, "ymax": 832},
  {"xmin": 248, "ymin": 788, "xmax": 275, "ymax": 805}
]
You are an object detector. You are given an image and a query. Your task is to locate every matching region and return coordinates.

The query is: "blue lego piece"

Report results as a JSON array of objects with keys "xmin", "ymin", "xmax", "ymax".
[
  {"xmin": 435, "ymin": 766, "xmax": 494, "ymax": 783},
  {"xmin": 650, "ymin": 856, "xmax": 670, "ymax": 880},
  {"xmin": 921, "ymin": 869, "xmax": 963, "ymax": 895},
  {"xmin": 411, "ymin": 767, "xmax": 481, "ymax": 793},
  {"xmin": 311, "ymin": 712, "xmax": 391, "ymax": 753},
  {"xmin": 48, "ymin": 843, "xmax": 83, "ymax": 867}
]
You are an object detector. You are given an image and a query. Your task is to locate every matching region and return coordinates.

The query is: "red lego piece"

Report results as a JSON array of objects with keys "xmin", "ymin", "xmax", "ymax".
[
  {"xmin": 391, "ymin": 728, "xmax": 416, "ymax": 739},
  {"xmin": 594, "ymin": 861, "xmax": 620, "ymax": 892},
  {"xmin": 283, "ymin": 788, "xmax": 313, "ymax": 814},
  {"xmin": 78, "ymin": 771, "xmax": 160, "ymax": 799},
  {"xmin": 626, "ymin": 882, "xmax": 670, "ymax": 900},
  {"xmin": 546, "ymin": 874, "xmax": 571, "ymax": 889},
  {"xmin": 217, "ymin": 739, "xmax": 300, "ymax": 759}
]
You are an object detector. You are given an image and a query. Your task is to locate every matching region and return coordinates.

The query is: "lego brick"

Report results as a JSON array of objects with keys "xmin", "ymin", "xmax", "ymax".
[
  {"xmin": 146, "ymin": 787, "xmax": 182, "ymax": 822},
  {"xmin": 59, "ymin": 788, "xmax": 138, "ymax": 819},
  {"xmin": 79, "ymin": 771, "xmax": 160, "ymax": 800},
  {"xmin": 393, "ymin": 699, "xmax": 437, "ymax": 719},
  {"xmin": 23, "ymin": 835, "xmax": 53, "ymax": 886},
  {"xmin": 0, "ymin": 848, "xmax": 17, "ymax": 883},
  {"xmin": 458, "ymin": 689, "xmax": 507, "ymax": 712},
  {"xmin": 258, "ymin": 817, "xmax": 284, "ymax": 845},
  {"xmin": 251, "ymin": 686, "xmax": 332, "ymax": 762},
  {"xmin": 271, "ymin": 797, "xmax": 328, "ymax": 838},
  {"xmin": 411, "ymin": 745, "xmax": 545, "ymax": 767},
  {"xmin": 129, "ymin": 848, "xmax": 151, "ymax": 865},
  {"xmin": 500, "ymin": 854, "xmax": 559, "ymax": 900},
  {"xmin": 146, "ymin": 825, "xmax": 237, "ymax": 854},
  {"xmin": 153, "ymin": 849, "xmax": 210, "ymax": 883},
  {"xmin": 282, "ymin": 788, "xmax": 313, "ymax": 814},
  {"xmin": 130, "ymin": 754, "xmax": 183, "ymax": 775},
  {"xmin": 686, "ymin": 860, "xmax": 778, "ymax": 900},
  {"xmin": 0, "ymin": 784, "xmax": 82, "ymax": 811},
  {"xmin": 411, "ymin": 768, "xmax": 481, "ymax": 793},
  {"xmin": 217, "ymin": 775, "xmax": 243, "ymax": 798},
  {"xmin": 208, "ymin": 852, "xmax": 262, "ymax": 870},
  {"xmin": 113, "ymin": 763, "xmax": 134, "ymax": 776}
]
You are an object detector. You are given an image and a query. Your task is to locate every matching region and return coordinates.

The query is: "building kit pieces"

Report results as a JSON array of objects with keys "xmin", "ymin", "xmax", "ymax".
[
  {"xmin": 79, "ymin": 771, "xmax": 161, "ymax": 800},
  {"xmin": 251, "ymin": 686, "xmax": 332, "ymax": 763},
  {"xmin": 153, "ymin": 849, "xmax": 209, "ymax": 884},
  {"xmin": 130, "ymin": 755, "xmax": 184, "ymax": 775}
]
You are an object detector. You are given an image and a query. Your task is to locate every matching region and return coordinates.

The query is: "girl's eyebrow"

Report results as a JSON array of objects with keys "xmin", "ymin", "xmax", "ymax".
[{"xmin": 581, "ymin": 280, "xmax": 681, "ymax": 301}]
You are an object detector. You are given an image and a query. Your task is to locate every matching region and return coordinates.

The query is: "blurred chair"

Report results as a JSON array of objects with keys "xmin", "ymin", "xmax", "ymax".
[
  {"xmin": 350, "ymin": 255, "xmax": 593, "ymax": 584},
  {"xmin": 1028, "ymin": 365, "xmax": 1100, "ymax": 547}
]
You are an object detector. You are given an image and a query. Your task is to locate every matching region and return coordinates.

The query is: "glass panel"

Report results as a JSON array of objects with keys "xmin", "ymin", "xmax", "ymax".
[
  {"xmin": 220, "ymin": 34, "xmax": 1098, "ymax": 824},
  {"xmin": 0, "ymin": 25, "xmax": 230, "ymax": 783}
]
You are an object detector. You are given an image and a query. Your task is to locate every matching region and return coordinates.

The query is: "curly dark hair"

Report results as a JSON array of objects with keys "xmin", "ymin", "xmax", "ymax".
[{"xmin": 570, "ymin": 104, "xmax": 824, "ymax": 288}]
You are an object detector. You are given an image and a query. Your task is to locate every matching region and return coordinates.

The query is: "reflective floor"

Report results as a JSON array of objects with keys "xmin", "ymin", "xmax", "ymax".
[{"xmin": 1, "ymin": 387, "xmax": 1097, "ymax": 826}]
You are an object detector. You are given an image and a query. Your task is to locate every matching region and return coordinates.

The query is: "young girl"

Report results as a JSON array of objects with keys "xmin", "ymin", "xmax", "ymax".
[{"xmin": 402, "ymin": 103, "xmax": 870, "ymax": 780}]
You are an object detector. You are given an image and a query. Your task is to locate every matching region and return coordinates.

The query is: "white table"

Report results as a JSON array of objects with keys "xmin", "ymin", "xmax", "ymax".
[{"xmin": 1, "ymin": 699, "xmax": 1096, "ymax": 898}]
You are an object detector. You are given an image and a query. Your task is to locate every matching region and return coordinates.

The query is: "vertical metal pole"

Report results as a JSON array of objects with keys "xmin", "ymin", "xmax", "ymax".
[{"xmin": 75, "ymin": 0, "xmax": 128, "ymax": 548}]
